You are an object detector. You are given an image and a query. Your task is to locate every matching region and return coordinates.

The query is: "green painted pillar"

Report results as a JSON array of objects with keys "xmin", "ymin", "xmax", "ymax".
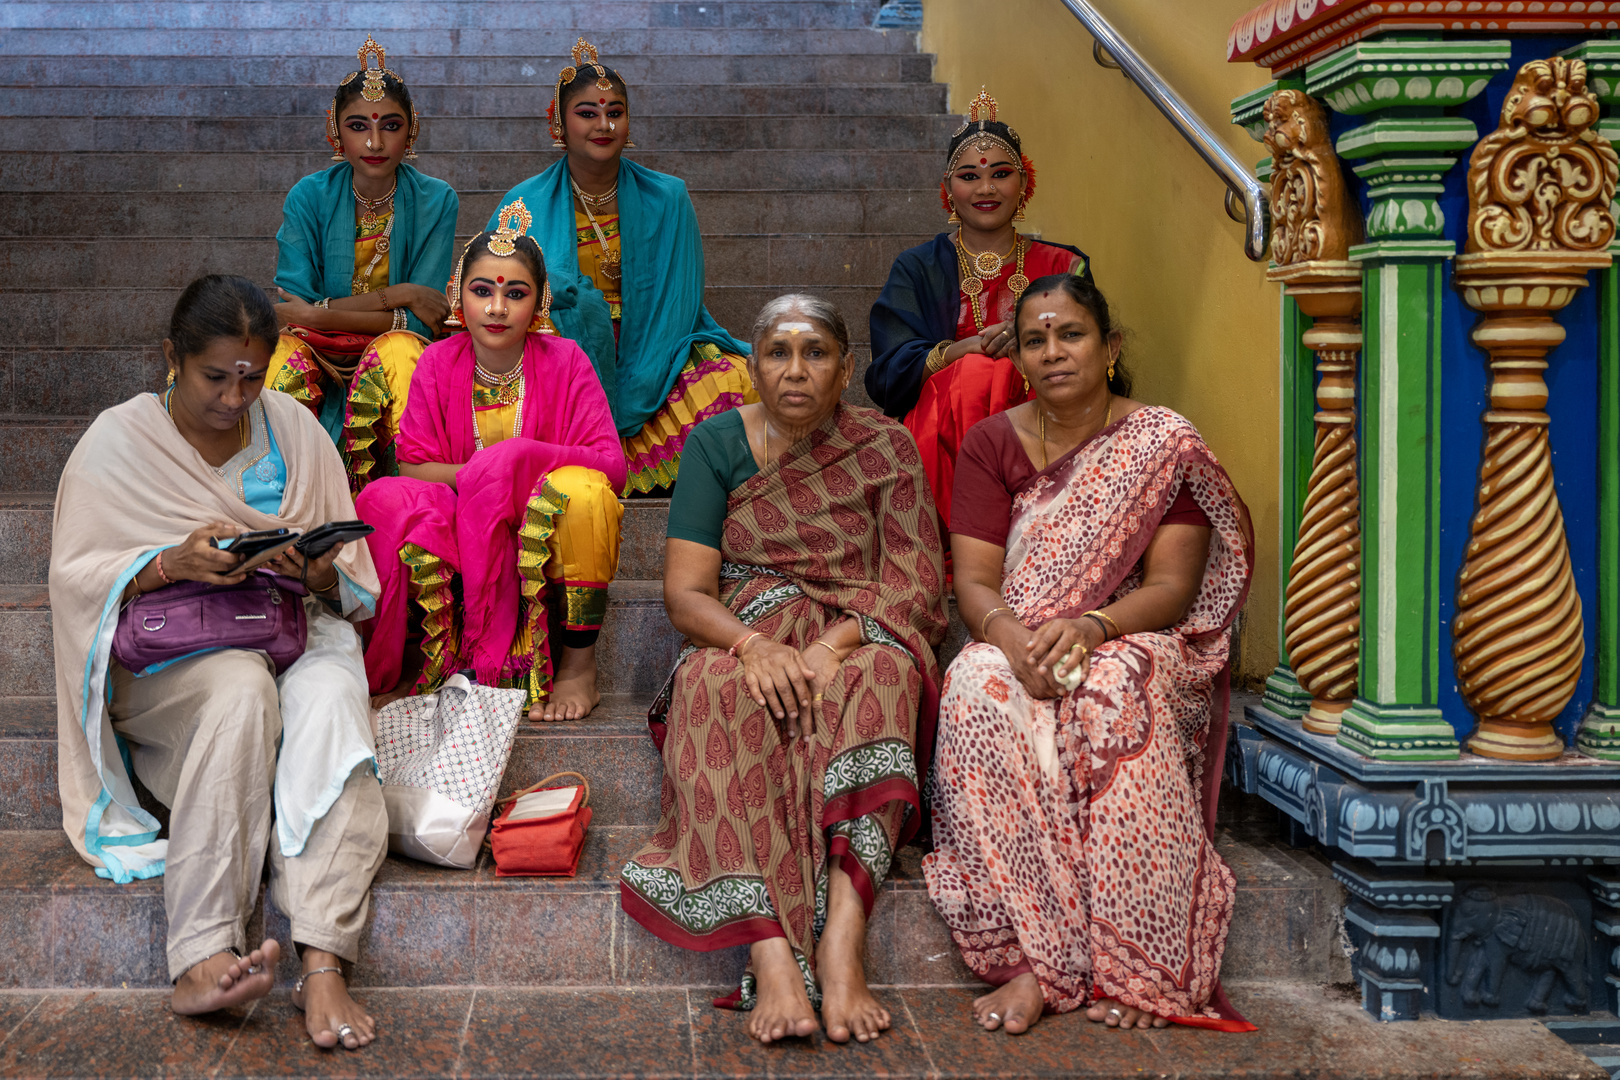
[
  {"xmin": 1307, "ymin": 40, "xmax": 1511, "ymax": 760},
  {"xmin": 1572, "ymin": 42, "xmax": 1620, "ymax": 760},
  {"xmin": 1233, "ymin": 81, "xmax": 1315, "ymax": 719}
]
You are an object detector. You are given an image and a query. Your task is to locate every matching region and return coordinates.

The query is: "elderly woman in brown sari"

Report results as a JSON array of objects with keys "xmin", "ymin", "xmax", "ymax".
[{"xmin": 619, "ymin": 295, "xmax": 947, "ymax": 1045}]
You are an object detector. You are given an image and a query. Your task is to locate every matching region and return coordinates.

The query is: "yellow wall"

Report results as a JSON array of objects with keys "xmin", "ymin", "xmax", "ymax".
[{"xmin": 922, "ymin": 0, "xmax": 1281, "ymax": 684}]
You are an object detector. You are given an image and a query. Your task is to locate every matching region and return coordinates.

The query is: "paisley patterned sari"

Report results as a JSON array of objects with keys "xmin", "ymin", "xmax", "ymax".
[
  {"xmin": 922, "ymin": 406, "xmax": 1256, "ymax": 1029},
  {"xmin": 619, "ymin": 405, "xmax": 948, "ymax": 1008}
]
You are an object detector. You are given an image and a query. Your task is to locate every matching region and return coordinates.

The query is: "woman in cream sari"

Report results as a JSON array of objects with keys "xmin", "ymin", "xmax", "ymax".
[
  {"xmin": 52, "ymin": 276, "xmax": 387, "ymax": 1050},
  {"xmin": 924, "ymin": 275, "xmax": 1255, "ymax": 1034}
]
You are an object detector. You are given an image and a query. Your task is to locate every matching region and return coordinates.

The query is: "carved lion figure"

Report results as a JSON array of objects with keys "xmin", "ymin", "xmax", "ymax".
[
  {"xmin": 1466, "ymin": 56, "xmax": 1619, "ymax": 254},
  {"xmin": 1263, "ymin": 89, "xmax": 1360, "ymax": 265}
]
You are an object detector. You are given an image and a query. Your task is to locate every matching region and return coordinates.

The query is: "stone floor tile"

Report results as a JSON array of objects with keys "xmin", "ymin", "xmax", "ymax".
[
  {"xmin": 0, "ymin": 893, "xmax": 53, "ymax": 988},
  {"xmin": 352, "ymin": 888, "xmax": 476, "ymax": 988},
  {"xmin": 613, "ymin": 905, "xmax": 751, "ymax": 990},
  {"xmin": 213, "ymin": 988, "xmax": 474, "ymax": 1079},
  {"xmin": 50, "ymin": 891, "xmax": 169, "ymax": 989},
  {"xmin": 0, "ymin": 993, "xmax": 44, "ymax": 1045},
  {"xmin": 456, "ymin": 988, "xmax": 690, "ymax": 1079},
  {"xmin": 0, "ymin": 990, "xmax": 242, "ymax": 1078},
  {"xmin": 688, "ymin": 987, "xmax": 929, "ymax": 1078},
  {"xmin": 898, "ymin": 987, "xmax": 1166, "ymax": 1078},
  {"xmin": 473, "ymin": 891, "xmax": 618, "ymax": 987}
]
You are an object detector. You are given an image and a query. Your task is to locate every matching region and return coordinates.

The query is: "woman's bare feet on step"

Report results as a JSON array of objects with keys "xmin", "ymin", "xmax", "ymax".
[
  {"xmin": 818, "ymin": 865, "xmax": 890, "ymax": 1043},
  {"xmin": 291, "ymin": 949, "xmax": 377, "ymax": 1050},
  {"xmin": 747, "ymin": 937, "xmax": 819, "ymax": 1044},
  {"xmin": 532, "ymin": 644, "xmax": 601, "ymax": 722},
  {"xmin": 1085, "ymin": 996, "xmax": 1168, "ymax": 1030},
  {"xmin": 171, "ymin": 940, "xmax": 279, "ymax": 1015},
  {"xmin": 972, "ymin": 972, "xmax": 1045, "ymax": 1034}
]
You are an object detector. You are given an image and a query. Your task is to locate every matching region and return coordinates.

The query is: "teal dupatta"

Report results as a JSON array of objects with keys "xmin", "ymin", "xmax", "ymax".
[
  {"xmin": 275, "ymin": 162, "xmax": 460, "ymax": 340},
  {"xmin": 489, "ymin": 158, "xmax": 749, "ymax": 437}
]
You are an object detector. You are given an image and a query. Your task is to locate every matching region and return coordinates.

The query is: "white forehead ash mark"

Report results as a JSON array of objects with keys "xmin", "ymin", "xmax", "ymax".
[
  {"xmin": 778, "ymin": 321, "xmax": 814, "ymax": 335},
  {"xmin": 1036, "ymin": 312, "xmax": 1058, "ymax": 321},
  {"xmin": 236, "ymin": 360, "xmax": 252, "ymax": 371}
]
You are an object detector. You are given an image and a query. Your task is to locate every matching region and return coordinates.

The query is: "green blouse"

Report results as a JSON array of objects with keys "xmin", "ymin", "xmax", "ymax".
[{"xmin": 666, "ymin": 410, "xmax": 758, "ymax": 550}]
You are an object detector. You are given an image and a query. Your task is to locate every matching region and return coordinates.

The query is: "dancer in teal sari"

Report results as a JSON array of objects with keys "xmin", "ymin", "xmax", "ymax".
[{"xmin": 489, "ymin": 38, "xmax": 752, "ymax": 493}]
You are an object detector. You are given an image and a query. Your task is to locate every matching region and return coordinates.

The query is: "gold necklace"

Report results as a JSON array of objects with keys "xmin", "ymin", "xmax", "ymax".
[
  {"xmin": 353, "ymin": 179, "xmax": 397, "ymax": 236},
  {"xmin": 474, "ymin": 359, "xmax": 523, "ymax": 406},
  {"xmin": 571, "ymin": 178, "xmax": 622, "ymax": 281},
  {"xmin": 960, "ymin": 233, "xmax": 1016, "ymax": 277},
  {"xmin": 1038, "ymin": 395, "xmax": 1112, "ymax": 470},
  {"xmin": 573, "ymin": 181, "xmax": 618, "ymax": 208},
  {"xmin": 955, "ymin": 230, "xmax": 1029, "ymax": 332}
]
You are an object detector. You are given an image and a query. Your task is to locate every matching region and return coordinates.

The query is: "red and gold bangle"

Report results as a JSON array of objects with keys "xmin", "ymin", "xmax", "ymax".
[
  {"xmin": 1083, "ymin": 609, "xmax": 1122, "ymax": 640},
  {"xmin": 729, "ymin": 631, "xmax": 764, "ymax": 658}
]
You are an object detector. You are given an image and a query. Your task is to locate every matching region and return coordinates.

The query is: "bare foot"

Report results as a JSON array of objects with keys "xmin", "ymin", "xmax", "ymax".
[
  {"xmin": 531, "ymin": 644, "xmax": 600, "ymax": 722},
  {"xmin": 1085, "ymin": 996, "xmax": 1168, "ymax": 1030},
  {"xmin": 747, "ymin": 937, "xmax": 819, "ymax": 1044},
  {"xmin": 290, "ymin": 948, "xmax": 378, "ymax": 1050},
  {"xmin": 972, "ymin": 972, "xmax": 1045, "ymax": 1034},
  {"xmin": 818, "ymin": 865, "xmax": 890, "ymax": 1044},
  {"xmin": 171, "ymin": 940, "xmax": 279, "ymax": 1016}
]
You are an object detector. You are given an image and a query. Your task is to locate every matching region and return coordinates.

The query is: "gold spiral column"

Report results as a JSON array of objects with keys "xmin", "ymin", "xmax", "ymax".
[
  {"xmin": 1452, "ymin": 56, "xmax": 1617, "ymax": 760},
  {"xmin": 1263, "ymin": 89, "xmax": 1365, "ymax": 736}
]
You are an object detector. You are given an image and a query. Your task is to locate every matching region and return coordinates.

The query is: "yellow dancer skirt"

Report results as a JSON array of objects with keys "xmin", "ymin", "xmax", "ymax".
[
  {"xmin": 621, "ymin": 343, "xmax": 757, "ymax": 494},
  {"xmin": 266, "ymin": 329, "xmax": 427, "ymax": 493}
]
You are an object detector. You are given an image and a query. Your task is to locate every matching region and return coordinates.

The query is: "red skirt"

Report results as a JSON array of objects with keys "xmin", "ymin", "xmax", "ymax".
[{"xmin": 903, "ymin": 352, "xmax": 1032, "ymax": 531}]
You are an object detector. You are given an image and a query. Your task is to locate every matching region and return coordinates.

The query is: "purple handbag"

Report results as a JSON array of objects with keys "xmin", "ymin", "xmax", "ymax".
[{"xmin": 112, "ymin": 570, "xmax": 310, "ymax": 676}]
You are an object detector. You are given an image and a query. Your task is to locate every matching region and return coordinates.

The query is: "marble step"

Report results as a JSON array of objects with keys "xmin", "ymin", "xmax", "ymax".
[
  {"xmin": 0, "ymin": 0, "xmax": 887, "ymax": 32},
  {"xmin": 0, "ymin": 28, "xmax": 920, "ymax": 59},
  {"xmin": 0, "ymin": 113, "xmax": 958, "ymax": 154},
  {"xmin": 0, "ymin": 187, "xmax": 948, "ymax": 239},
  {"xmin": 3, "ymin": 284, "xmax": 886, "ymax": 350},
  {"xmin": 0, "ymin": 82, "xmax": 946, "ymax": 119},
  {"xmin": 0, "ymin": 148, "xmax": 939, "ymax": 193},
  {"xmin": 0, "ymin": 234, "xmax": 930, "ymax": 291},
  {"xmin": 0, "ymin": 821, "xmax": 1350, "ymax": 992},
  {"xmin": 0, "ymin": 51, "xmax": 932, "ymax": 87}
]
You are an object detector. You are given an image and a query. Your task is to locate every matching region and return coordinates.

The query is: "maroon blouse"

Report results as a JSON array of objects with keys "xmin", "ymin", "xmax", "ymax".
[{"xmin": 951, "ymin": 411, "xmax": 1210, "ymax": 547}]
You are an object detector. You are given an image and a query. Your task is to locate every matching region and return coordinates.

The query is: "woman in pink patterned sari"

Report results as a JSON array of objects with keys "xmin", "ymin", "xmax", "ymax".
[{"xmin": 923, "ymin": 275, "xmax": 1255, "ymax": 1035}]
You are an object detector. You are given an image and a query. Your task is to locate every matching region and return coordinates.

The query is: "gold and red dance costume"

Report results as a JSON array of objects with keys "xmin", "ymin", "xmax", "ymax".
[
  {"xmin": 269, "ymin": 38, "xmax": 459, "ymax": 492},
  {"xmin": 923, "ymin": 406, "xmax": 1257, "ymax": 1030},
  {"xmin": 619, "ymin": 406, "xmax": 947, "ymax": 1008},
  {"xmin": 490, "ymin": 39, "xmax": 755, "ymax": 494},
  {"xmin": 867, "ymin": 92, "xmax": 1091, "ymax": 529},
  {"xmin": 357, "ymin": 205, "xmax": 624, "ymax": 707}
]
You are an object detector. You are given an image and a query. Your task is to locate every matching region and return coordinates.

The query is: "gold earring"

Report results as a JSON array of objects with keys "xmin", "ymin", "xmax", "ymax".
[
  {"xmin": 948, "ymin": 207, "xmax": 961, "ymax": 225},
  {"xmin": 165, "ymin": 368, "xmax": 176, "ymax": 386},
  {"xmin": 1107, "ymin": 358, "xmax": 1116, "ymax": 381},
  {"xmin": 1014, "ymin": 197, "xmax": 1027, "ymax": 222}
]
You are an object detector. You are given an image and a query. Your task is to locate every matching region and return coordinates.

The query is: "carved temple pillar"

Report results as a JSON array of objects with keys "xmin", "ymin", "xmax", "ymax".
[
  {"xmin": 1569, "ymin": 41, "xmax": 1620, "ymax": 761},
  {"xmin": 1261, "ymin": 90, "xmax": 1365, "ymax": 736},
  {"xmin": 1451, "ymin": 56, "xmax": 1616, "ymax": 761}
]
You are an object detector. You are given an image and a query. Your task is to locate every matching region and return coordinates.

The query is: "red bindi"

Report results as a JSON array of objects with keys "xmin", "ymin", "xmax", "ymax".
[
  {"xmin": 980, "ymin": 157, "xmax": 988, "ymax": 165},
  {"xmin": 496, "ymin": 276, "xmax": 505, "ymax": 283},
  {"xmin": 599, "ymin": 98, "xmax": 607, "ymax": 104},
  {"xmin": 372, "ymin": 113, "xmax": 379, "ymax": 119}
]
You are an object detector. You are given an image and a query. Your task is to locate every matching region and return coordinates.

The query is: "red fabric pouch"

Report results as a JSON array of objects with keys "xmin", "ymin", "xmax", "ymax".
[{"xmin": 489, "ymin": 771, "xmax": 593, "ymax": 877}]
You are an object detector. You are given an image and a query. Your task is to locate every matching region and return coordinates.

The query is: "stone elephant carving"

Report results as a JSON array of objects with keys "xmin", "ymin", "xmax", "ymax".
[{"xmin": 1447, "ymin": 885, "xmax": 1588, "ymax": 1014}]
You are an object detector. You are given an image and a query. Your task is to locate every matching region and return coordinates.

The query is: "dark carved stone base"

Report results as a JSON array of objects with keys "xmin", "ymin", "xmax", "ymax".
[{"xmin": 1229, "ymin": 704, "xmax": 1620, "ymax": 1022}]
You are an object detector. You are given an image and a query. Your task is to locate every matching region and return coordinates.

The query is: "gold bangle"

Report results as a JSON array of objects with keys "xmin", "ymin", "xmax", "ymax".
[
  {"xmin": 979, "ymin": 605, "xmax": 1014, "ymax": 640},
  {"xmin": 1084, "ymin": 609, "xmax": 1122, "ymax": 640},
  {"xmin": 808, "ymin": 639, "xmax": 840, "ymax": 661},
  {"xmin": 924, "ymin": 340, "xmax": 954, "ymax": 376}
]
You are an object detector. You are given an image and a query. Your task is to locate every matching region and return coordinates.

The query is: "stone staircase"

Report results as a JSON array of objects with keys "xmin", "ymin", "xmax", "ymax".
[{"xmin": 4, "ymin": 3, "xmax": 1582, "ymax": 1077}]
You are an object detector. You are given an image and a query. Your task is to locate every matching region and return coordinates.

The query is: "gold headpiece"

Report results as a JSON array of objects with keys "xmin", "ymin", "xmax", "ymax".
[
  {"xmin": 327, "ymin": 35, "xmax": 420, "ymax": 161},
  {"xmin": 550, "ymin": 37, "xmax": 619, "ymax": 146},
  {"xmin": 945, "ymin": 86, "xmax": 1023, "ymax": 176},
  {"xmin": 446, "ymin": 199, "xmax": 539, "ymax": 325}
]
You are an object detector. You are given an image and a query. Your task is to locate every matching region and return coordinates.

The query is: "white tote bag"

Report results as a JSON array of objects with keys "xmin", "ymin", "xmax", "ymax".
[{"xmin": 374, "ymin": 674, "xmax": 526, "ymax": 868}]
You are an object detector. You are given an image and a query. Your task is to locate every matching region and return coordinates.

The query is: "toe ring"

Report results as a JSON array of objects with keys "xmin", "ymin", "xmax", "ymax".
[
  {"xmin": 1107, "ymin": 1007, "xmax": 1123, "ymax": 1018},
  {"xmin": 337, "ymin": 1023, "xmax": 355, "ymax": 1040},
  {"xmin": 988, "ymin": 1012, "xmax": 1001, "ymax": 1022}
]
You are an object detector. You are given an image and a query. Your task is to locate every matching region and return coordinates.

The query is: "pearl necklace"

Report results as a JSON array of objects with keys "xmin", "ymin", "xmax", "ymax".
[
  {"xmin": 353, "ymin": 179, "xmax": 397, "ymax": 235},
  {"xmin": 473, "ymin": 363, "xmax": 525, "ymax": 450}
]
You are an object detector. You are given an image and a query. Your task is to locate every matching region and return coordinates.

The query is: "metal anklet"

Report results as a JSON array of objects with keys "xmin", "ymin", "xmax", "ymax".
[{"xmin": 294, "ymin": 966, "xmax": 344, "ymax": 993}]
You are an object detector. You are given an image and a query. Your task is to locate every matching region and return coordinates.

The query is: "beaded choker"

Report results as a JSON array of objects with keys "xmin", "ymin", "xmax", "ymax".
[{"xmin": 954, "ymin": 230, "xmax": 1029, "ymax": 333}]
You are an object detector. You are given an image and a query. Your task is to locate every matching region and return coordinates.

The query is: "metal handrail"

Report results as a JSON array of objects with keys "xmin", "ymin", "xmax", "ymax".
[{"xmin": 1058, "ymin": 0, "xmax": 1270, "ymax": 262}]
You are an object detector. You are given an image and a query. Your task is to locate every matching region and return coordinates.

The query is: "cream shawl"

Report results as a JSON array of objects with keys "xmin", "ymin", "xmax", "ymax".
[{"xmin": 50, "ymin": 389, "xmax": 380, "ymax": 881}]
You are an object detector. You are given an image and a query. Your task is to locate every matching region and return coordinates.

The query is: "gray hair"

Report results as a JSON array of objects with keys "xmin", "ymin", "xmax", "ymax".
[{"xmin": 748, "ymin": 293, "xmax": 852, "ymax": 359}]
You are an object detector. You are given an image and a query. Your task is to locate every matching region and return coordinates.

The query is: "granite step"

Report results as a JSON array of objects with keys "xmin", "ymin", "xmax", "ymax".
[
  {"xmin": 0, "ymin": 819, "xmax": 1350, "ymax": 992},
  {"xmin": 4, "ymin": 284, "xmax": 886, "ymax": 350},
  {"xmin": 0, "ymin": 234, "xmax": 930, "ymax": 291},
  {"xmin": 0, "ymin": 188, "xmax": 947, "ymax": 238},
  {"xmin": 0, "ymin": 113, "xmax": 957, "ymax": 154},
  {"xmin": 0, "ymin": 82, "xmax": 947, "ymax": 118},
  {"xmin": 0, "ymin": 982, "xmax": 1605, "ymax": 1080},
  {"xmin": 0, "ymin": 0, "xmax": 887, "ymax": 32},
  {"xmin": 0, "ymin": 52, "xmax": 933, "ymax": 87},
  {"xmin": 0, "ymin": 28, "xmax": 922, "ymax": 58},
  {"xmin": 0, "ymin": 148, "xmax": 940, "ymax": 193}
]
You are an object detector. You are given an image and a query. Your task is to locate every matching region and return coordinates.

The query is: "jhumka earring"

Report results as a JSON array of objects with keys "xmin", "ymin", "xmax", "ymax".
[
  {"xmin": 404, "ymin": 107, "xmax": 420, "ymax": 160},
  {"xmin": 326, "ymin": 105, "xmax": 344, "ymax": 161},
  {"xmin": 948, "ymin": 204, "xmax": 961, "ymax": 225},
  {"xmin": 165, "ymin": 368, "xmax": 176, "ymax": 387},
  {"xmin": 1014, "ymin": 196, "xmax": 1027, "ymax": 222},
  {"xmin": 529, "ymin": 281, "xmax": 554, "ymax": 333}
]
